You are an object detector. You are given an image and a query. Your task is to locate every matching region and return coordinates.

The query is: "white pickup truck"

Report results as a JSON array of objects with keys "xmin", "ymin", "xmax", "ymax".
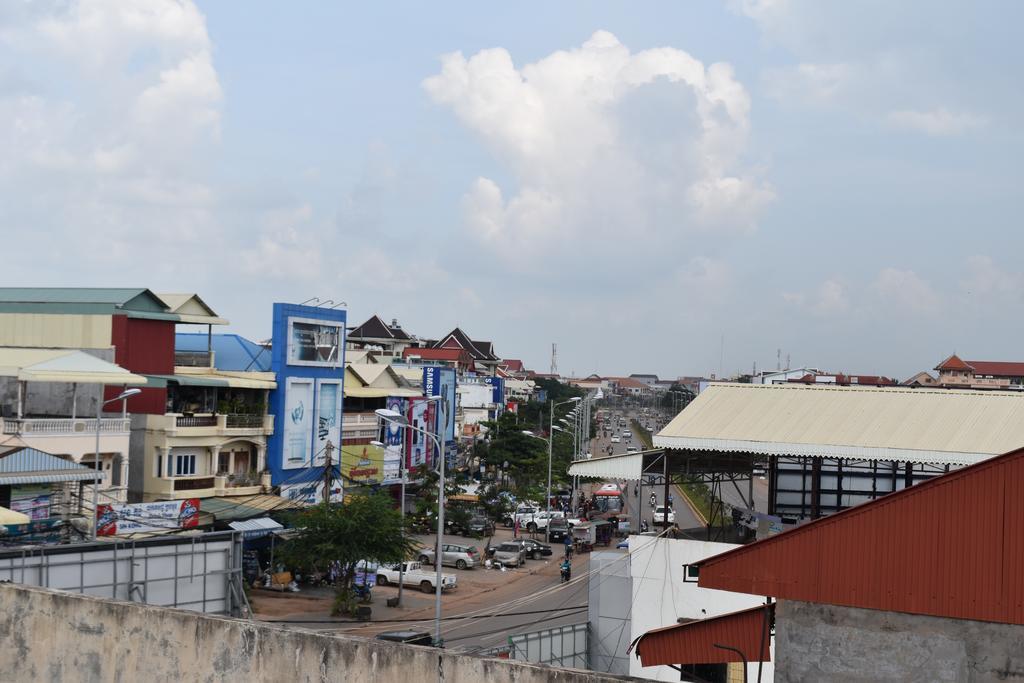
[{"xmin": 374, "ymin": 561, "xmax": 457, "ymax": 594}]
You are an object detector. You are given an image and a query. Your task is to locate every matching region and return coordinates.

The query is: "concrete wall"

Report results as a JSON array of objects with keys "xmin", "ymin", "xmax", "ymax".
[
  {"xmin": 589, "ymin": 550, "xmax": 632, "ymax": 674},
  {"xmin": 0, "ymin": 583, "xmax": 644, "ymax": 683},
  {"xmin": 776, "ymin": 599, "xmax": 1024, "ymax": 682},
  {"xmin": 627, "ymin": 536, "xmax": 774, "ymax": 682},
  {"xmin": 0, "ymin": 348, "xmax": 114, "ymax": 419}
]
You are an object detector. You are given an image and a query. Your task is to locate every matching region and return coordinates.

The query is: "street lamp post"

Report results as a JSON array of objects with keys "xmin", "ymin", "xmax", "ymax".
[
  {"xmin": 92, "ymin": 387, "xmax": 142, "ymax": 540},
  {"xmin": 547, "ymin": 397, "xmax": 580, "ymax": 542},
  {"xmin": 375, "ymin": 399, "xmax": 446, "ymax": 646},
  {"xmin": 372, "ymin": 439, "xmax": 404, "ymax": 605}
]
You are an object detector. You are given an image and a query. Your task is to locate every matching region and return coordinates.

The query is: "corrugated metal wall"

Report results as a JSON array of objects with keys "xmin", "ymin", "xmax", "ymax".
[
  {"xmin": 108, "ymin": 315, "xmax": 172, "ymax": 414},
  {"xmin": 699, "ymin": 448, "xmax": 1024, "ymax": 625},
  {"xmin": 636, "ymin": 605, "xmax": 772, "ymax": 666}
]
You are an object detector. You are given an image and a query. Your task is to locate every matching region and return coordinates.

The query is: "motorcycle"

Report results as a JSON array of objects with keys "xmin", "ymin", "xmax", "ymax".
[{"xmin": 560, "ymin": 564, "xmax": 571, "ymax": 583}]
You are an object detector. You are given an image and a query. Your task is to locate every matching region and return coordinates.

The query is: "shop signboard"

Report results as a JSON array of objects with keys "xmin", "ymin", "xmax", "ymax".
[
  {"xmin": 405, "ymin": 397, "xmax": 435, "ymax": 469},
  {"xmin": 315, "ymin": 379, "xmax": 342, "ymax": 465},
  {"xmin": 96, "ymin": 499, "xmax": 200, "ymax": 536}
]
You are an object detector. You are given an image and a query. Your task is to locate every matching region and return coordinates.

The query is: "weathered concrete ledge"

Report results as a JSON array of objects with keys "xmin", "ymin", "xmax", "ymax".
[{"xmin": 0, "ymin": 583, "xmax": 640, "ymax": 682}]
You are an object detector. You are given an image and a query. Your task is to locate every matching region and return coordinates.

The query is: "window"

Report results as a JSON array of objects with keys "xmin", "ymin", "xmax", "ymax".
[
  {"xmin": 175, "ymin": 453, "xmax": 196, "ymax": 476},
  {"xmin": 156, "ymin": 454, "xmax": 162, "ymax": 479}
]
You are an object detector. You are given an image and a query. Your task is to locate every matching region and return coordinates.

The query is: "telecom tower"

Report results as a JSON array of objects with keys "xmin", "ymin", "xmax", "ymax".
[{"xmin": 550, "ymin": 343, "xmax": 558, "ymax": 376}]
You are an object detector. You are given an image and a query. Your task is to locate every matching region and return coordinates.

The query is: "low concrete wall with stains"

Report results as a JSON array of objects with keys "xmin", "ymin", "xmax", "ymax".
[
  {"xmin": 776, "ymin": 599, "xmax": 1024, "ymax": 682},
  {"xmin": 0, "ymin": 583, "xmax": 640, "ymax": 683}
]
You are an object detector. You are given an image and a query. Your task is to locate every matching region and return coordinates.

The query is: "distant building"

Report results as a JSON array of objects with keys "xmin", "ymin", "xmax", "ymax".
[
  {"xmin": 751, "ymin": 368, "xmax": 822, "ymax": 385},
  {"xmin": 787, "ymin": 372, "xmax": 898, "ymax": 387},
  {"xmin": 902, "ymin": 371, "xmax": 939, "ymax": 387},
  {"xmin": 347, "ymin": 315, "xmax": 415, "ymax": 358},
  {"xmin": 629, "ymin": 374, "xmax": 660, "ymax": 388},
  {"xmin": 933, "ymin": 354, "xmax": 1024, "ymax": 390}
]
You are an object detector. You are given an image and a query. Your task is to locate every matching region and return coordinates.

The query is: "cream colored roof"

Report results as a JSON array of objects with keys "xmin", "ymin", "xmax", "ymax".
[
  {"xmin": 347, "ymin": 363, "xmax": 394, "ymax": 387},
  {"xmin": 156, "ymin": 293, "xmax": 228, "ymax": 325},
  {"xmin": 344, "ymin": 364, "xmax": 422, "ymax": 398},
  {"xmin": 393, "ymin": 367, "xmax": 424, "ymax": 383},
  {"xmin": 0, "ymin": 348, "xmax": 147, "ymax": 385},
  {"xmin": 170, "ymin": 367, "xmax": 277, "ymax": 389},
  {"xmin": 653, "ymin": 383, "xmax": 1024, "ymax": 465}
]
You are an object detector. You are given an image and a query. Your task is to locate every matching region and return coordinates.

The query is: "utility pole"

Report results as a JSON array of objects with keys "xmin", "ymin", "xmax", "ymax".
[{"xmin": 323, "ymin": 440, "xmax": 334, "ymax": 504}]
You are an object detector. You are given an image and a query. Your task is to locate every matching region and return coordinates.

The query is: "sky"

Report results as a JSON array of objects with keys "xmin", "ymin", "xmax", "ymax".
[{"xmin": 2, "ymin": 1, "xmax": 1023, "ymax": 380}]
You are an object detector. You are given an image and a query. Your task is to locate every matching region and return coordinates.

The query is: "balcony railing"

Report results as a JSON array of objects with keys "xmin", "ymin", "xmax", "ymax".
[
  {"xmin": 225, "ymin": 414, "xmax": 264, "ymax": 429},
  {"xmin": 174, "ymin": 351, "xmax": 212, "ymax": 367},
  {"xmin": 1, "ymin": 417, "xmax": 131, "ymax": 436},
  {"xmin": 176, "ymin": 415, "xmax": 218, "ymax": 428},
  {"xmin": 173, "ymin": 476, "xmax": 216, "ymax": 491}
]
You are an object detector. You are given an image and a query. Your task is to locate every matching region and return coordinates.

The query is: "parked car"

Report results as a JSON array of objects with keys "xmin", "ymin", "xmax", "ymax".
[
  {"xmin": 503, "ymin": 503, "xmax": 539, "ymax": 528},
  {"xmin": 376, "ymin": 630, "xmax": 435, "ymax": 647},
  {"xmin": 547, "ymin": 517, "xmax": 570, "ymax": 542},
  {"xmin": 490, "ymin": 542, "xmax": 526, "ymax": 568},
  {"xmin": 652, "ymin": 506, "xmax": 676, "ymax": 526},
  {"xmin": 525, "ymin": 510, "xmax": 564, "ymax": 533},
  {"xmin": 375, "ymin": 562, "xmax": 457, "ymax": 593},
  {"xmin": 514, "ymin": 538, "xmax": 553, "ymax": 560},
  {"xmin": 448, "ymin": 514, "xmax": 495, "ymax": 538},
  {"xmin": 418, "ymin": 543, "xmax": 481, "ymax": 570}
]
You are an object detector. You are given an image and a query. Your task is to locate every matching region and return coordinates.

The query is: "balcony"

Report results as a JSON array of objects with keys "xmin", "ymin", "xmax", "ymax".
[
  {"xmin": 155, "ymin": 472, "xmax": 270, "ymax": 500},
  {"xmin": 173, "ymin": 476, "xmax": 216, "ymax": 492},
  {"xmin": 1, "ymin": 417, "xmax": 131, "ymax": 436},
  {"xmin": 342, "ymin": 412, "xmax": 379, "ymax": 442},
  {"xmin": 165, "ymin": 413, "xmax": 274, "ymax": 436}
]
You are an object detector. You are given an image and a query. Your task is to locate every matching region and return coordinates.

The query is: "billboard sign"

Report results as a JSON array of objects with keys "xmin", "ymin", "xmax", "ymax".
[
  {"xmin": 382, "ymin": 445, "xmax": 403, "ymax": 483},
  {"xmin": 284, "ymin": 379, "xmax": 314, "ymax": 469},
  {"xmin": 422, "ymin": 366, "xmax": 457, "ymax": 443},
  {"xmin": 341, "ymin": 443, "xmax": 384, "ymax": 485},
  {"xmin": 406, "ymin": 397, "xmax": 435, "ymax": 470},
  {"xmin": 485, "ymin": 377, "xmax": 505, "ymax": 404},
  {"xmin": 96, "ymin": 499, "xmax": 200, "ymax": 536},
  {"xmin": 385, "ymin": 396, "xmax": 407, "ymax": 446},
  {"xmin": 287, "ymin": 317, "xmax": 343, "ymax": 367},
  {"xmin": 315, "ymin": 379, "xmax": 342, "ymax": 464}
]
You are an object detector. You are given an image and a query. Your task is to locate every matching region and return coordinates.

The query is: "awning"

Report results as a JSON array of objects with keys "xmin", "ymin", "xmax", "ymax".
[
  {"xmin": 199, "ymin": 494, "xmax": 303, "ymax": 522},
  {"xmin": 0, "ymin": 505, "xmax": 31, "ymax": 525},
  {"xmin": 568, "ymin": 452, "xmax": 645, "ymax": 479},
  {"xmin": 228, "ymin": 517, "xmax": 283, "ymax": 539},
  {"xmin": 631, "ymin": 604, "xmax": 773, "ymax": 667},
  {"xmin": 344, "ymin": 386, "xmax": 423, "ymax": 398},
  {"xmin": 0, "ymin": 348, "xmax": 146, "ymax": 385},
  {"xmin": 145, "ymin": 372, "xmax": 276, "ymax": 390},
  {"xmin": 0, "ymin": 446, "xmax": 102, "ymax": 485}
]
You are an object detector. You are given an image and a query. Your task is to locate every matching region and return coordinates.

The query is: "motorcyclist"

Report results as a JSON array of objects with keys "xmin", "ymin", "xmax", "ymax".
[
  {"xmin": 649, "ymin": 492, "xmax": 657, "ymax": 508},
  {"xmin": 560, "ymin": 559, "xmax": 571, "ymax": 583}
]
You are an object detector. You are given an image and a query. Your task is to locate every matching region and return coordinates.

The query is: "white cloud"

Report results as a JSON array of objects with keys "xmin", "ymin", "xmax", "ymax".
[
  {"xmin": 887, "ymin": 108, "xmax": 987, "ymax": 136},
  {"xmin": 873, "ymin": 268, "xmax": 939, "ymax": 314},
  {"xmin": 959, "ymin": 255, "xmax": 1022, "ymax": 297},
  {"xmin": 424, "ymin": 31, "xmax": 773, "ymax": 264},
  {"xmin": 783, "ymin": 278, "xmax": 848, "ymax": 315},
  {"xmin": 763, "ymin": 62, "xmax": 853, "ymax": 106},
  {"xmin": 0, "ymin": 0, "xmax": 224, "ymax": 274}
]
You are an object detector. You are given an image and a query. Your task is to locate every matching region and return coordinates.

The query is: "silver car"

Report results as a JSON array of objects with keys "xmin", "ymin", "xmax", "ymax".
[
  {"xmin": 490, "ymin": 542, "xmax": 526, "ymax": 568},
  {"xmin": 418, "ymin": 543, "xmax": 481, "ymax": 570}
]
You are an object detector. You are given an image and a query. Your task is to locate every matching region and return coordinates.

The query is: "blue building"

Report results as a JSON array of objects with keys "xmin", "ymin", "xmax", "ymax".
[{"xmin": 265, "ymin": 303, "xmax": 347, "ymax": 502}]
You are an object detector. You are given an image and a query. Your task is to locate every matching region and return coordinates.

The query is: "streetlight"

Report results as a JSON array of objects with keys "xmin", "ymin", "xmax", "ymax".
[
  {"xmin": 375, "ymin": 398, "xmax": 446, "ymax": 646},
  {"xmin": 547, "ymin": 397, "xmax": 580, "ymax": 542},
  {"xmin": 371, "ymin": 438, "xmax": 406, "ymax": 606},
  {"xmin": 92, "ymin": 387, "xmax": 142, "ymax": 540}
]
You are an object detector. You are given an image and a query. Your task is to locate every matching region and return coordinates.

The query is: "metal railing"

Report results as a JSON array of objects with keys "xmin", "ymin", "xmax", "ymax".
[
  {"xmin": 224, "ymin": 414, "xmax": 263, "ymax": 429},
  {"xmin": 1, "ymin": 417, "xmax": 130, "ymax": 435},
  {"xmin": 173, "ymin": 476, "xmax": 216, "ymax": 491},
  {"xmin": 175, "ymin": 415, "xmax": 217, "ymax": 428}
]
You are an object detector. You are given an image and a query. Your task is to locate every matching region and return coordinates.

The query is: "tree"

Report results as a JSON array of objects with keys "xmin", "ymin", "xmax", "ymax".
[{"xmin": 282, "ymin": 494, "xmax": 417, "ymax": 616}]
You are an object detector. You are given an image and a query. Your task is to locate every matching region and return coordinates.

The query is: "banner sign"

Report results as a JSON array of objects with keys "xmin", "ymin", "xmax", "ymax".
[
  {"xmin": 287, "ymin": 317, "xmax": 343, "ymax": 367},
  {"xmin": 96, "ymin": 499, "xmax": 200, "ymax": 536},
  {"xmin": 341, "ymin": 443, "xmax": 384, "ymax": 485},
  {"xmin": 315, "ymin": 379, "xmax": 342, "ymax": 464},
  {"xmin": 406, "ymin": 398, "xmax": 435, "ymax": 470},
  {"xmin": 284, "ymin": 379, "xmax": 314, "ymax": 468},
  {"xmin": 385, "ymin": 396, "xmax": 407, "ymax": 446}
]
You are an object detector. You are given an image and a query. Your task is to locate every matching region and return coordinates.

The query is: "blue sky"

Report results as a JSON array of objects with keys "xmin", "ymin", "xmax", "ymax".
[{"xmin": 2, "ymin": 1, "xmax": 1022, "ymax": 379}]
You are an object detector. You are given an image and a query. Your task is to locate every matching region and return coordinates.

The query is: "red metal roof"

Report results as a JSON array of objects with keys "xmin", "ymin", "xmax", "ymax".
[
  {"xmin": 966, "ymin": 360, "xmax": 1024, "ymax": 377},
  {"xmin": 401, "ymin": 347, "xmax": 471, "ymax": 362},
  {"xmin": 695, "ymin": 446, "xmax": 1024, "ymax": 625},
  {"xmin": 935, "ymin": 354, "xmax": 974, "ymax": 371},
  {"xmin": 633, "ymin": 604, "xmax": 773, "ymax": 667}
]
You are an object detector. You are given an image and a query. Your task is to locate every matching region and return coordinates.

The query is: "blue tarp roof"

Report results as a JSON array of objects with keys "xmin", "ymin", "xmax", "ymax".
[
  {"xmin": 0, "ymin": 447, "xmax": 100, "ymax": 484},
  {"xmin": 175, "ymin": 333, "xmax": 271, "ymax": 371}
]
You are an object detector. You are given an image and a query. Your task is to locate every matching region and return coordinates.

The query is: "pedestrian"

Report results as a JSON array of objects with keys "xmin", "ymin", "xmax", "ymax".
[{"xmin": 513, "ymin": 518, "xmax": 520, "ymax": 539}]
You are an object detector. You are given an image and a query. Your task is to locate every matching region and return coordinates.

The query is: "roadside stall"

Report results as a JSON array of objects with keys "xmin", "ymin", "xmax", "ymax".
[{"xmin": 572, "ymin": 520, "xmax": 613, "ymax": 553}]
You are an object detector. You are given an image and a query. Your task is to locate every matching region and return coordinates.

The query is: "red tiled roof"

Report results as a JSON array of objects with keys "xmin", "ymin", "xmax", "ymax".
[
  {"xmin": 610, "ymin": 377, "xmax": 648, "ymax": 389},
  {"xmin": 935, "ymin": 354, "xmax": 974, "ymax": 371},
  {"xmin": 694, "ymin": 445, "xmax": 1024, "ymax": 626},
  {"xmin": 632, "ymin": 604, "xmax": 773, "ymax": 667},
  {"xmin": 401, "ymin": 348, "xmax": 472, "ymax": 363},
  {"xmin": 965, "ymin": 360, "xmax": 1024, "ymax": 377},
  {"xmin": 500, "ymin": 359, "xmax": 524, "ymax": 372}
]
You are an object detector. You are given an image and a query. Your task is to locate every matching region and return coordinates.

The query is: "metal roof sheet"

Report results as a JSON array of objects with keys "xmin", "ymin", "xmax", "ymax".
[
  {"xmin": 175, "ymin": 333, "xmax": 271, "ymax": 372},
  {"xmin": 0, "ymin": 447, "xmax": 100, "ymax": 484},
  {"xmin": 633, "ymin": 604, "xmax": 773, "ymax": 667},
  {"xmin": 156, "ymin": 293, "xmax": 228, "ymax": 325},
  {"xmin": 695, "ymin": 445, "xmax": 1024, "ymax": 626},
  {"xmin": 0, "ymin": 348, "xmax": 147, "ymax": 385},
  {"xmin": 228, "ymin": 517, "xmax": 283, "ymax": 538},
  {"xmin": 654, "ymin": 383, "xmax": 1024, "ymax": 465}
]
